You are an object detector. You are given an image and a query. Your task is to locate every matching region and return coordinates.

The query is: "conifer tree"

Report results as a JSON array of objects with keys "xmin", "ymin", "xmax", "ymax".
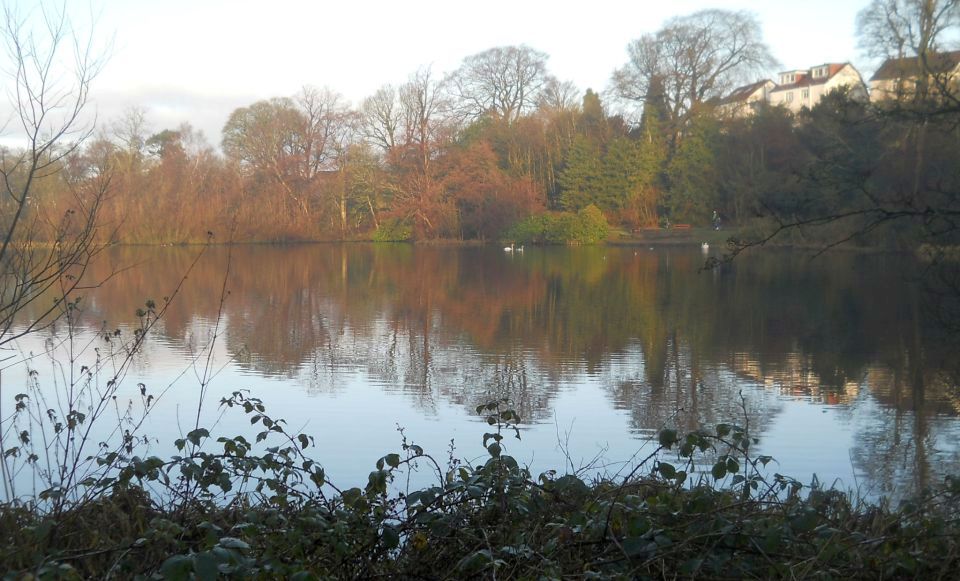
[
  {"xmin": 664, "ymin": 113, "xmax": 719, "ymax": 223},
  {"xmin": 558, "ymin": 134, "xmax": 602, "ymax": 211}
]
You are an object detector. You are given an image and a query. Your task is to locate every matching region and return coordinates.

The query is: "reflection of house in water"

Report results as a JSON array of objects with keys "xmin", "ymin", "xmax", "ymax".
[
  {"xmin": 731, "ymin": 350, "xmax": 960, "ymax": 416},
  {"xmin": 861, "ymin": 366, "xmax": 960, "ymax": 416},
  {"xmin": 731, "ymin": 351, "xmax": 861, "ymax": 404}
]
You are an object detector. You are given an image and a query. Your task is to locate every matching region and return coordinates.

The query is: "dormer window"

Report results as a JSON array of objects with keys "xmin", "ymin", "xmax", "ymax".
[
  {"xmin": 812, "ymin": 66, "xmax": 830, "ymax": 79},
  {"xmin": 780, "ymin": 73, "xmax": 795, "ymax": 84}
]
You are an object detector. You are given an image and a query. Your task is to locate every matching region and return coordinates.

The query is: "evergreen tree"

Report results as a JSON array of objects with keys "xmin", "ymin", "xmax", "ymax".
[
  {"xmin": 664, "ymin": 112, "xmax": 720, "ymax": 223},
  {"xmin": 580, "ymin": 89, "xmax": 607, "ymax": 142},
  {"xmin": 597, "ymin": 137, "xmax": 642, "ymax": 212},
  {"xmin": 633, "ymin": 95, "xmax": 669, "ymax": 225},
  {"xmin": 558, "ymin": 134, "xmax": 602, "ymax": 211}
]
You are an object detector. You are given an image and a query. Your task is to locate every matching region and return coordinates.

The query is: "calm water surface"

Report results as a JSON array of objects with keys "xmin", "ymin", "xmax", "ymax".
[{"xmin": 6, "ymin": 244, "xmax": 959, "ymax": 499}]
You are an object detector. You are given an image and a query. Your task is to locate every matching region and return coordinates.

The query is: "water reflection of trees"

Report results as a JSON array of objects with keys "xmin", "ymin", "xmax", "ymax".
[{"xmin": 53, "ymin": 244, "xmax": 959, "ymax": 494}]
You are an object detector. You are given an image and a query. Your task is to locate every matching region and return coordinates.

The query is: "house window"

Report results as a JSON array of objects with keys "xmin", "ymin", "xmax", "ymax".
[
  {"xmin": 801, "ymin": 88, "xmax": 810, "ymax": 99},
  {"xmin": 785, "ymin": 92, "xmax": 794, "ymax": 103}
]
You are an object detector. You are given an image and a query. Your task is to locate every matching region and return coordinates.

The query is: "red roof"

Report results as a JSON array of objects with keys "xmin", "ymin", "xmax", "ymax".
[{"xmin": 769, "ymin": 63, "xmax": 848, "ymax": 93}]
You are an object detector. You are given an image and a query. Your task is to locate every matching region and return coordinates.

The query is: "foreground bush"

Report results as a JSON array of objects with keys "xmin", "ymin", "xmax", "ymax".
[{"xmin": 2, "ymin": 396, "xmax": 959, "ymax": 579}]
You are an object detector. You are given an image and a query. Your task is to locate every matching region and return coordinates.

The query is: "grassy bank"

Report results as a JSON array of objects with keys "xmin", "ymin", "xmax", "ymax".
[
  {"xmin": 2, "ymin": 396, "xmax": 958, "ymax": 579},
  {"xmin": 612, "ymin": 226, "xmax": 732, "ymax": 247}
]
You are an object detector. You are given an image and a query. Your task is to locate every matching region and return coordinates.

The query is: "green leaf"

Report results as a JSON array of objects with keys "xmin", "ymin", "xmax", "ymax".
[
  {"xmin": 382, "ymin": 524, "xmax": 400, "ymax": 549},
  {"xmin": 218, "ymin": 537, "xmax": 250, "ymax": 550},
  {"xmin": 681, "ymin": 557, "xmax": 704, "ymax": 575},
  {"xmin": 467, "ymin": 485, "xmax": 484, "ymax": 498},
  {"xmin": 456, "ymin": 549, "xmax": 493, "ymax": 574},
  {"xmin": 711, "ymin": 461, "xmax": 727, "ymax": 480},
  {"xmin": 193, "ymin": 552, "xmax": 218, "ymax": 581},
  {"xmin": 658, "ymin": 429, "xmax": 678, "ymax": 448},
  {"xmin": 487, "ymin": 442, "xmax": 502, "ymax": 458},
  {"xmin": 622, "ymin": 536, "xmax": 649, "ymax": 556},
  {"xmin": 186, "ymin": 428, "xmax": 209, "ymax": 446},
  {"xmin": 675, "ymin": 470, "xmax": 687, "ymax": 486},
  {"xmin": 726, "ymin": 457, "xmax": 740, "ymax": 474},
  {"xmin": 658, "ymin": 462, "xmax": 677, "ymax": 479},
  {"xmin": 367, "ymin": 470, "xmax": 387, "ymax": 494},
  {"xmin": 385, "ymin": 453, "xmax": 401, "ymax": 468},
  {"xmin": 343, "ymin": 487, "xmax": 367, "ymax": 510},
  {"xmin": 160, "ymin": 555, "xmax": 192, "ymax": 578}
]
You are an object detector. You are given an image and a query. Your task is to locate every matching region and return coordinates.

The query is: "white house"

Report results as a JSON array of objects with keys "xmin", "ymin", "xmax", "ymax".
[
  {"xmin": 869, "ymin": 50, "xmax": 960, "ymax": 102},
  {"xmin": 716, "ymin": 80, "xmax": 776, "ymax": 118},
  {"xmin": 767, "ymin": 63, "xmax": 868, "ymax": 113}
]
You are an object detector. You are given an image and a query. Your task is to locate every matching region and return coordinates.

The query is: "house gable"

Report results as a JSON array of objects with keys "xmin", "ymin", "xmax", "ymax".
[
  {"xmin": 869, "ymin": 51, "xmax": 960, "ymax": 101},
  {"xmin": 767, "ymin": 63, "xmax": 867, "ymax": 112}
]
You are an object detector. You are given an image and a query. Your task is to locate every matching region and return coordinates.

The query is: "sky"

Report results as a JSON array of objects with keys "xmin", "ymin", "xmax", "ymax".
[{"xmin": 9, "ymin": 0, "xmax": 872, "ymax": 148}]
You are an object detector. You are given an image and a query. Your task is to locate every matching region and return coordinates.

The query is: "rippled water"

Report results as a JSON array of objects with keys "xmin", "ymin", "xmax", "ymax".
[{"xmin": 4, "ymin": 243, "xmax": 958, "ymax": 499}]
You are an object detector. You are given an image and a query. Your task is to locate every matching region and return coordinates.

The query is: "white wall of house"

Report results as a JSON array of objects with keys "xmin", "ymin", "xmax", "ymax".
[
  {"xmin": 825, "ymin": 66, "xmax": 868, "ymax": 101},
  {"xmin": 769, "ymin": 65, "xmax": 866, "ymax": 113},
  {"xmin": 718, "ymin": 81, "xmax": 775, "ymax": 118}
]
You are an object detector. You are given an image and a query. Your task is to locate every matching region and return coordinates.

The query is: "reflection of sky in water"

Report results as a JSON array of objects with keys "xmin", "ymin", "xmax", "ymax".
[
  {"xmin": 5, "ymin": 321, "xmax": 947, "ymax": 501},
  {"xmin": 2, "ymin": 245, "xmax": 956, "ymax": 501}
]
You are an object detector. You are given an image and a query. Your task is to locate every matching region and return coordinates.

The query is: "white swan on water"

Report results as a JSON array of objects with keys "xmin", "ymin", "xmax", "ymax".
[
  {"xmin": 701, "ymin": 242, "xmax": 710, "ymax": 252},
  {"xmin": 504, "ymin": 243, "xmax": 514, "ymax": 252}
]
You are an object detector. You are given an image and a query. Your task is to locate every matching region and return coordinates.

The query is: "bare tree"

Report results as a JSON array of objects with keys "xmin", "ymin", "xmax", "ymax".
[
  {"xmin": 447, "ymin": 45, "xmax": 551, "ymax": 124},
  {"xmin": 221, "ymin": 96, "xmax": 304, "ymax": 210},
  {"xmin": 360, "ymin": 85, "xmax": 401, "ymax": 152},
  {"xmin": 538, "ymin": 77, "xmax": 581, "ymax": 113},
  {"xmin": 857, "ymin": 0, "xmax": 960, "ymax": 60},
  {"xmin": 612, "ymin": 10, "xmax": 776, "ymax": 136},
  {"xmin": 111, "ymin": 105, "xmax": 149, "ymax": 163},
  {"xmin": 399, "ymin": 67, "xmax": 449, "ymax": 171},
  {"xmin": 0, "ymin": 2, "xmax": 108, "ymax": 349},
  {"xmin": 296, "ymin": 86, "xmax": 352, "ymax": 181}
]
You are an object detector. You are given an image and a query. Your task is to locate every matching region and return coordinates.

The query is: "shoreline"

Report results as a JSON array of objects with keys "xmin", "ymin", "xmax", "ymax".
[{"xmin": 88, "ymin": 228, "xmax": 908, "ymax": 255}]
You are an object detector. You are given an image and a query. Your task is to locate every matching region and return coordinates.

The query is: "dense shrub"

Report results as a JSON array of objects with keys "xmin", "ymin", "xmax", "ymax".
[
  {"xmin": 372, "ymin": 218, "xmax": 413, "ymax": 242},
  {"xmin": 507, "ymin": 204, "xmax": 610, "ymax": 245}
]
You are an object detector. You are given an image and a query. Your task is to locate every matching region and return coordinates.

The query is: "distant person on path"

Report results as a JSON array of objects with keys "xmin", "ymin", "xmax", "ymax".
[{"xmin": 712, "ymin": 210, "xmax": 721, "ymax": 231}]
